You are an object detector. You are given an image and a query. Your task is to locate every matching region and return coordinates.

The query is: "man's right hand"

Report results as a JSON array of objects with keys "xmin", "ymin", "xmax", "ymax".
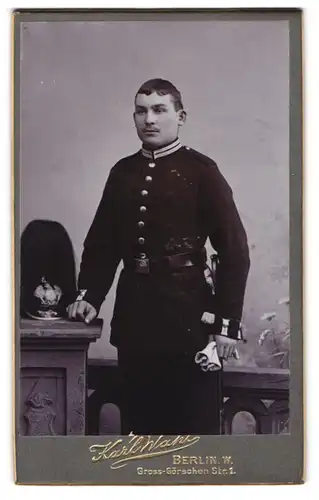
[{"xmin": 67, "ymin": 301, "xmax": 97, "ymax": 324}]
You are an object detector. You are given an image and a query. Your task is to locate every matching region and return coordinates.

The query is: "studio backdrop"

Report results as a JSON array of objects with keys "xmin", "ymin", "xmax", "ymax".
[{"xmin": 19, "ymin": 19, "xmax": 289, "ymax": 368}]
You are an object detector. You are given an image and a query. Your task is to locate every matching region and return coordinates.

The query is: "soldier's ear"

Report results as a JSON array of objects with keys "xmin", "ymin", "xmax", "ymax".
[
  {"xmin": 178, "ymin": 109, "xmax": 187, "ymax": 126},
  {"xmin": 133, "ymin": 111, "xmax": 139, "ymax": 127}
]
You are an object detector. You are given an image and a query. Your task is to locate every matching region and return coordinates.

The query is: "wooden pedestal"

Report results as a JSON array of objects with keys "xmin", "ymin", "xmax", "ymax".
[{"xmin": 19, "ymin": 318, "xmax": 102, "ymax": 436}]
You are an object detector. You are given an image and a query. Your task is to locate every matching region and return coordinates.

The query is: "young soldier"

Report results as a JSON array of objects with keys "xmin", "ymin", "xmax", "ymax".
[{"xmin": 67, "ymin": 78, "xmax": 250, "ymax": 435}]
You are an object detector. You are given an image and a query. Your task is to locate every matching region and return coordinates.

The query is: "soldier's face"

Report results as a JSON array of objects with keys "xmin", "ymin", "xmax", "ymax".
[{"xmin": 133, "ymin": 92, "xmax": 185, "ymax": 148}]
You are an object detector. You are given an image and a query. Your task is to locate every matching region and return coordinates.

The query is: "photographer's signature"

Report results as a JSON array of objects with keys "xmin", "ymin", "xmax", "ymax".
[{"xmin": 89, "ymin": 433, "xmax": 200, "ymax": 469}]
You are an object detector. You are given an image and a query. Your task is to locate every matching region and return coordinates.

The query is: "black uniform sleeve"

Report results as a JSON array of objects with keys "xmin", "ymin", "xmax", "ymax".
[
  {"xmin": 76, "ymin": 166, "xmax": 122, "ymax": 313},
  {"xmin": 199, "ymin": 160, "xmax": 250, "ymax": 340}
]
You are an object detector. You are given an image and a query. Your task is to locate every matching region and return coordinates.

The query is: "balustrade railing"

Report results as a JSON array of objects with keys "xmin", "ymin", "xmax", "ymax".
[{"xmin": 87, "ymin": 359, "xmax": 290, "ymax": 435}]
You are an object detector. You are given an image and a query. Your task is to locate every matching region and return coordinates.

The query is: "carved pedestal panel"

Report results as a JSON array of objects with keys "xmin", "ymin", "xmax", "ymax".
[{"xmin": 19, "ymin": 318, "xmax": 102, "ymax": 436}]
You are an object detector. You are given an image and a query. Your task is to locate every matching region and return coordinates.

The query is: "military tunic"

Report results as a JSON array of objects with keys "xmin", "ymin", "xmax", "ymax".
[{"xmin": 76, "ymin": 138, "xmax": 250, "ymax": 434}]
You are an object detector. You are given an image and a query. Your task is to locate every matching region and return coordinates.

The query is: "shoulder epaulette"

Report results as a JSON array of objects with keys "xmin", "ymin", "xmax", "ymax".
[
  {"xmin": 111, "ymin": 151, "xmax": 141, "ymax": 172},
  {"xmin": 183, "ymin": 146, "xmax": 218, "ymax": 168}
]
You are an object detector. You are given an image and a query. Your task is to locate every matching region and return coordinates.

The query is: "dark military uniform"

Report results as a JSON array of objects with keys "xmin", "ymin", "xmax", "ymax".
[{"xmin": 77, "ymin": 138, "xmax": 250, "ymax": 435}]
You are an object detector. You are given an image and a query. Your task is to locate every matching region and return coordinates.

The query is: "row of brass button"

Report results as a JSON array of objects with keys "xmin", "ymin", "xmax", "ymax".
[{"xmin": 138, "ymin": 162, "xmax": 155, "ymax": 253}]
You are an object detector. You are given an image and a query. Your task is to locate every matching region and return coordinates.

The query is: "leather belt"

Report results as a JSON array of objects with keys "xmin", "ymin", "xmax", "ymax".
[{"xmin": 124, "ymin": 249, "xmax": 206, "ymax": 275}]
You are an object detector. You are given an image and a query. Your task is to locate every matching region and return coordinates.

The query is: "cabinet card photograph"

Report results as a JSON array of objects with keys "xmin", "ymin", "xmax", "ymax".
[{"xmin": 14, "ymin": 9, "xmax": 303, "ymax": 485}]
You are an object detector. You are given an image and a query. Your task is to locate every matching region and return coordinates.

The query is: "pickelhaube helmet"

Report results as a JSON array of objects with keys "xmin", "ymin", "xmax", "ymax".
[{"xmin": 20, "ymin": 219, "xmax": 76, "ymax": 320}]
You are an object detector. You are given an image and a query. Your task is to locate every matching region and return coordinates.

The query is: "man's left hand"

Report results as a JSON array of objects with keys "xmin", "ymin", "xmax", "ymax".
[{"xmin": 215, "ymin": 336, "xmax": 237, "ymax": 360}]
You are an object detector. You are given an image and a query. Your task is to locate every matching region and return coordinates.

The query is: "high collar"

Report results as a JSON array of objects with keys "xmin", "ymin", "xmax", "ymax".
[{"xmin": 141, "ymin": 138, "xmax": 182, "ymax": 160}]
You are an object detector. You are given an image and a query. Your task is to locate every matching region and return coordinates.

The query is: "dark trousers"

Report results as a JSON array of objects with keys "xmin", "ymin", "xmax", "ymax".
[{"xmin": 118, "ymin": 349, "xmax": 222, "ymax": 435}]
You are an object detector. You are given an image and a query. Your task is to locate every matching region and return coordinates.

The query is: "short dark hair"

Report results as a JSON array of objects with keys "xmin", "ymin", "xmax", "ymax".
[{"xmin": 135, "ymin": 78, "xmax": 184, "ymax": 111}]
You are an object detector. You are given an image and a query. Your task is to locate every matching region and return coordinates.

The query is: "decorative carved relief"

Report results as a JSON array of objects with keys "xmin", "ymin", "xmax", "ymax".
[{"xmin": 24, "ymin": 392, "xmax": 56, "ymax": 436}]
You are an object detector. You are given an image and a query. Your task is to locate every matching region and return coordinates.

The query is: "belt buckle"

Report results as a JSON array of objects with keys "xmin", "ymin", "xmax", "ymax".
[{"xmin": 135, "ymin": 258, "xmax": 150, "ymax": 274}]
